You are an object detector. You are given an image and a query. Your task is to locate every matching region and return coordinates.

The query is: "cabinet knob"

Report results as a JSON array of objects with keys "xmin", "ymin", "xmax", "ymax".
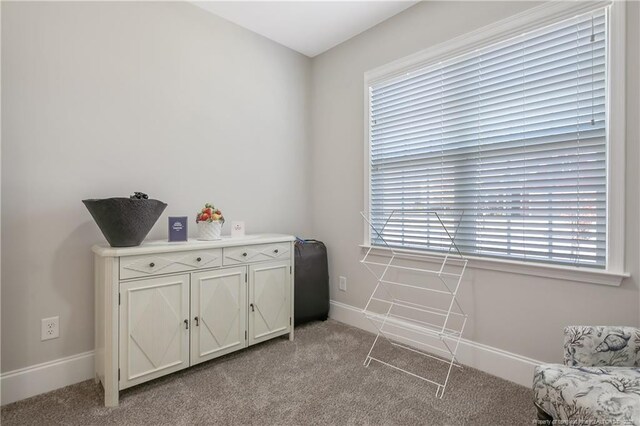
[
  {"xmin": 194, "ymin": 316, "xmax": 199, "ymax": 326},
  {"xmin": 196, "ymin": 257, "xmax": 202, "ymax": 262},
  {"xmin": 149, "ymin": 262, "xmax": 155, "ymax": 268},
  {"xmin": 274, "ymin": 249, "xmax": 279, "ymax": 254},
  {"xmin": 242, "ymin": 252, "xmax": 247, "ymax": 257},
  {"xmin": 250, "ymin": 303, "xmax": 255, "ymax": 312},
  {"xmin": 184, "ymin": 319, "xmax": 189, "ymax": 330}
]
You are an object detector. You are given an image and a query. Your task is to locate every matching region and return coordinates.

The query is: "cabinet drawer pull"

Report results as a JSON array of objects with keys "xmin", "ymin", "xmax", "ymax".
[
  {"xmin": 249, "ymin": 303, "xmax": 255, "ymax": 312},
  {"xmin": 196, "ymin": 257, "xmax": 202, "ymax": 262},
  {"xmin": 274, "ymin": 249, "xmax": 279, "ymax": 254},
  {"xmin": 242, "ymin": 252, "xmax": 247, "ymax": 257},
  {"xmin": 184, "ymin": 319, "xmax": 189, "ymax": 330},
  {"xmin": 149, "ymin": 262, "xmax": 155, "ymax": 268},
  {"xmin": 194, "ymin": 316, "xmax": 199, "ymax": 326}
]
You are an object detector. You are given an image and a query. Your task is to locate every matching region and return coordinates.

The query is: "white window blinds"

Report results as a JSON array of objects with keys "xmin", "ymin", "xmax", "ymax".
[{"xmin": 369, "ymin": 9, "xmax": 608, "ymax": 268}]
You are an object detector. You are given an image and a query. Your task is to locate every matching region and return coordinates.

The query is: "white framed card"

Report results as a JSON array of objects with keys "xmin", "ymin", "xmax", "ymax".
[{"xmin": 231, "ymin": 221, "xmax": 245, "ymax": 238}]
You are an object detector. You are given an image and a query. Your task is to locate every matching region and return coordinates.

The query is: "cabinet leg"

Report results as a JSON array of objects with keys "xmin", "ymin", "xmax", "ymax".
[
  {"xmin": 94, "ymin": 373, "xmax": 100, "ymax": 385},
  {"xmin": 104, "ymin": 383, "xmax": 119, "ymax": 407},
  {"xmin": 289, "ymin": 329, "xmax": 294, "ymax": 341}
]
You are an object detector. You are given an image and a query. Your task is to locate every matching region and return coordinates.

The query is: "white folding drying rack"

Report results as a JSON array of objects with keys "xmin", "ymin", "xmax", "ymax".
[{"xmin": 360, "ymin": 209, "xmax": 468, "ymax": 399}]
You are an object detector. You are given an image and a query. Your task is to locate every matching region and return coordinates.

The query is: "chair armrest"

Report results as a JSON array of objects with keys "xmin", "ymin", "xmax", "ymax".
[{"xmin": 564, "ymin": 326, "xmax": 640, "ymax": 367}]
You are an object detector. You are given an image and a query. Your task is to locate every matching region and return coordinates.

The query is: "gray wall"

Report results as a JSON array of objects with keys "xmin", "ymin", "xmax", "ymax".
[
  {"xmin": 310, "ymin": 0, "xmax": 640, "ymax": 363},
  {"xmin": 1, "ymin": 1, "xmax": 311, "ymax": 372}
]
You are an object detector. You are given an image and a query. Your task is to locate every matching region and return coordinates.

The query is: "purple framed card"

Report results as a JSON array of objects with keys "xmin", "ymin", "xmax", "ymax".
[{"xmin": 168, "ymin": 216, "xmax": 188, "ymax": 242}]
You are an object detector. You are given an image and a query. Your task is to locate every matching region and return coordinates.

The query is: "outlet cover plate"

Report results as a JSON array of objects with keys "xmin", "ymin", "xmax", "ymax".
[
  {"xmin": 339, "ymin": 276, "xmax": 347, "ymax": 291},
  {"xmin": 41, "ymin": 316, "xmax": 59, "ymax": 341}
]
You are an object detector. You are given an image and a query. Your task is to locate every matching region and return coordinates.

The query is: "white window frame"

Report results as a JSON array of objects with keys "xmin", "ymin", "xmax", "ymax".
[{"xmin": 362, "ymin": 0, "xmax": 628, "ymax": 286}]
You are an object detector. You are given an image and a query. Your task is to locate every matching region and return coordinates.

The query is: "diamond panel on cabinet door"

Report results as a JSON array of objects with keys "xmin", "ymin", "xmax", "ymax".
[
  {"xmin": 120, "ymin": 274, "xmax": 190, "ymax": 391},
  {"xmin": 191, "ymin": 267, "xmax": 246, "ymax": 365},
  {"xmin": 255, "ymin": 270, "xmax": 286, "ymax": 330},
  {"xmin": 129, "ymin": 288, "xmax": 181, "ymax": 368},
  {"xmin": 200, "ymin": 277, "xmax": 239, "ymax": 347}
]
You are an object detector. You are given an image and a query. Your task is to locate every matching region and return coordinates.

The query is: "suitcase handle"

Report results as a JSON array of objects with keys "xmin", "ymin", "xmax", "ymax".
[{"xmin": 294, "ymin": 239, "xmax": 325, "ymax": 256}]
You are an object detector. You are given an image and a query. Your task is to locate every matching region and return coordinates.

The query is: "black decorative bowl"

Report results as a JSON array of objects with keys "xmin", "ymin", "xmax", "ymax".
[{"xmin": 83, "ymin": 198, "xmax": 167, "ymax": 247}]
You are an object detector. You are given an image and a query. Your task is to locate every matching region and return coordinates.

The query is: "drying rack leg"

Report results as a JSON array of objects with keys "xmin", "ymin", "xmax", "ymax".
[{"xmin": 364, "ymin": 333, "xmax": 380, "ymax": 367}]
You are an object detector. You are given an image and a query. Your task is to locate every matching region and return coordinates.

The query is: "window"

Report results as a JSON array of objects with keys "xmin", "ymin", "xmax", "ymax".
[{"xmin": 367, "ymin": 5, "xmax": 616, "ymax": 270}]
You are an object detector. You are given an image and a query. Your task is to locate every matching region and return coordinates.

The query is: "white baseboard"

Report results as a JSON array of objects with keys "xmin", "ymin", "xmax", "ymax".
[
  {"xmin": 1, "ymin": 351, "xmax": 95, "ymax": 405},
  {"xmin": 329, "ymin": 300, "xmax": 541, "ymax": 388}
]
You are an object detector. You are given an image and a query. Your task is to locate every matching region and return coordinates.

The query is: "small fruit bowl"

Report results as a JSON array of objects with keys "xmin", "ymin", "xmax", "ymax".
[
  {"xmin": 196, "ymin": 203, "xmax": 224, "ymax": 241},
  {"xmin": 83, "ymin": 194, "xmax": 167, "ymax": 247}
]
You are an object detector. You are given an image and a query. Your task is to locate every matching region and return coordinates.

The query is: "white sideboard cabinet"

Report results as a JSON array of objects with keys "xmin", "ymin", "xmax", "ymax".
[{"xmin": 93, "ymin": 234, "xmax": 295, "ymax": 406}]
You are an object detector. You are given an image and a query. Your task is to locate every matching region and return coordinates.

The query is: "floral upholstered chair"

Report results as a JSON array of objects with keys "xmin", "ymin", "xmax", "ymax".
[{"xmin": 533, "ymin": 326, "xmax": 640, "ymax": 425}]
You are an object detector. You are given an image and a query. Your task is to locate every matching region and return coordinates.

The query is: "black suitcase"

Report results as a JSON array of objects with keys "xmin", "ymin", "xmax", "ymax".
[{"xmin": 294, "ymin": 239, "xmax": 329, "ymax": 325}]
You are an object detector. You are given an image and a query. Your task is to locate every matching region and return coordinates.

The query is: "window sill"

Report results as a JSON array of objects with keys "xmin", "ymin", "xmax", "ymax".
[{"xmin": 359, "ymin": 244, "xmax": 628, "ymax": 287}]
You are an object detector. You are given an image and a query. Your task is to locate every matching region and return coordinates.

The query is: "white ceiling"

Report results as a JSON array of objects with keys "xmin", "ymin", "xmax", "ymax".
[{"xmin": 193, "ymin": 1, "xmax": 418, "ymax": 57}]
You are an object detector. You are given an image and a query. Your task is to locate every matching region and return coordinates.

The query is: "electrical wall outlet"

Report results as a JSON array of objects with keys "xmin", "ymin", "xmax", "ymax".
[
  {"xmin": 339, "ymin": 276, "xmax": 347, "ymax": 292},
  {"xmin": 41, "ymin": 316, "xmax": 60, "ymax": 341}
]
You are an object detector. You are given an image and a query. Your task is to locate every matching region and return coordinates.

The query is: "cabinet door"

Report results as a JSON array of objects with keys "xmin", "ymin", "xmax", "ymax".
[
  {"xmin": 249, "ymin": 261, "xmax": 291, "ymax": 345},
  {"xmin": 191, "ymin": 267, "xmax": 247, "ymax": 365},
  {"xmin": 119, "ymin": 274, "xmax": 189, "ymax": 390}
]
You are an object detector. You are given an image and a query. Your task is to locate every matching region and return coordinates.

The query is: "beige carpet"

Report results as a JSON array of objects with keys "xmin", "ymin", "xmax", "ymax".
[{"xmin": 1, "ymin": 320, "xmax": 535, "ymax": 425}]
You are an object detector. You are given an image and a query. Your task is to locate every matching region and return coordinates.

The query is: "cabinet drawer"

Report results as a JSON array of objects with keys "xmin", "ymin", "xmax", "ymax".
[
  {"xmin": 120, "ymin": 249, "xmax": 222, "ymax": 280},
  {"xmin": 223, "ymin": 242, "xmax": 290, "ymax": 266}
]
